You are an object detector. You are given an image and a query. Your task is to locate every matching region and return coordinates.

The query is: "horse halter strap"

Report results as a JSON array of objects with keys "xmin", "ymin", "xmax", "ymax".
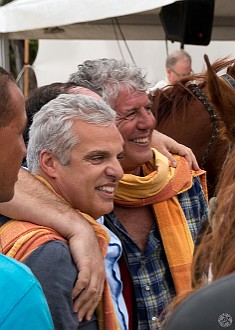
[
  {"xmin": 221, "ymin": 73, "xmax": 235, "ymax": 90},
  {"xmin": 187, "ymin": 83, "xmax": 220, "ymax": 170}
]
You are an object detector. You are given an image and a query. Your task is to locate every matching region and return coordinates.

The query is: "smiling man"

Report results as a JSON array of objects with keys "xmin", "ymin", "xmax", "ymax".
[
  {"xmin": 0, "ymin": 58, "xmax": 207, "ymax": 330},
  {"xmin": 0, "ymin": 93, "xmax": 126, "ymax": 329},
  {"xmin": 68, "ymin": 58, "xmax": 208, "ymax": 329}
]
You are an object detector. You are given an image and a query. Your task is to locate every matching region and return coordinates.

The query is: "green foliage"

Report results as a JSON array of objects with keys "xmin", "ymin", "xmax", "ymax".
[
  {"xmin": 9, "ymin": 41, "xmax": 16, "ymax": 77},
  {"xmin": 29, "ymin": 40, "xmax": 39, "ymax": 64},
  {"xmin": 9, "ymin": 39, "xmax": 38, "ymax": 79}
]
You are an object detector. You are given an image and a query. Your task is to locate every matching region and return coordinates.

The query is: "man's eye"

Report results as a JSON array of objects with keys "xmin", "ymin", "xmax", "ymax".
[
  {"xmin": 117, "ymin": 153, "xmax": 124, "ymax": 161},
  {"xmin": 91, "ymin": 156, "xmax": 104, "ymax": 163},
  {"xmin": 116, "ymin": 110, "xmax": 137, "ymax": 125},
  {"xmin": 145, "ymin": 104, "xmax": 152, "ymax": 112},
  {"xmin": 125, "ymin": 111, "xmax": 136, "ymax": 120}
]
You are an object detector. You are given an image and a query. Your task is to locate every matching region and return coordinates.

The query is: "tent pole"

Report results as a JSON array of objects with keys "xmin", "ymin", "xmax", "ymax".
[
  {"xmin": 0, "ymin": 33, "xmax": 10, "ymax": 71},
  {"xmin": 24, "ymin": 39, "xmax": 29, "ymax": 98}
]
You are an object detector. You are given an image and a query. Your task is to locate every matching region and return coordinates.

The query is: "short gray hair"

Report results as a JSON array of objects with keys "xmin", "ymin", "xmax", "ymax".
[
  {"xmin": 166, "ymin": 50, "xmax": 192, "ymax": 69},
  {"xmin": 27, "ymin": 93, "xmax": 116, "ymax": 173},
  {"xmin": 69, "ymin": 58, "xmax": 149, "ymax": 107}
]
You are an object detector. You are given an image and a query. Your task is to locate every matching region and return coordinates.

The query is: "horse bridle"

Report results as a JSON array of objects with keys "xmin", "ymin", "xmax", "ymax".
[
  {"xmin": 187, "ymin": 83, "xmax": 219, "ymax": 170},
  {"xmin": 221, "ymin": 73, "xmax": 235, "ymax": 90},
  {"xmin": 187, "ymin": 73, "xmax": 235, "ymax": 170}
]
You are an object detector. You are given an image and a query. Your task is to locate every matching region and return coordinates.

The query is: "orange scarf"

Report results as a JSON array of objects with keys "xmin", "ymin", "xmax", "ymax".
[
  {"xmin": 0, "ymin": 220, "xmax": 66, "ymax": 261},
  {"xmin": 0, "ymin": 175, "xmax": 119, "ymax": 330},
  {"xmin": 115, "ymin": 149, "xmax": 207, "ymax": 294}
]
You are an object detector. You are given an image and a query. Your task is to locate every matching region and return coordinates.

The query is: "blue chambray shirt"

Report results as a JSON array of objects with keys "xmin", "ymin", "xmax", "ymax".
[
  {"xmin": 97, "ymin": 216, "xmax": 129, "ymax": 330},
  {"xmin": 106, "ymin": 177, "xmax": 208, "ymax": 330}
]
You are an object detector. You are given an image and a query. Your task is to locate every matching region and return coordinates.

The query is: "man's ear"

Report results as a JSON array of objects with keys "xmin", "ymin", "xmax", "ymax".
[
  {"xmin": 40, "ymin": 150, "xmax": 58, "ymax": 178},
  {"xmin": 166, "ymin": 68, "xmax": 171, "ymax": 76}
]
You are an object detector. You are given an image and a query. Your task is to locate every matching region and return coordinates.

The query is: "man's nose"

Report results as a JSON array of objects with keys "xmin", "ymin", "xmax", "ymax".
[
  {"xmin": 106, "ymin": 160, "xmax": 124, "ymax": 180},
  {"xmin": 137, "ymin": 108, "xmax": 156, "ymax": 128}
]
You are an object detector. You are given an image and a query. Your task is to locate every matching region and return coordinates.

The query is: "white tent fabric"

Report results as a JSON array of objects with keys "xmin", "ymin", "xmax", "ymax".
[
  {"xmin": 0, "ymin": 0, "xmax": 178, "ymax": 33},
  {"xmin": 0, "ymin": 0, "xmax": 235, "ymax": 41},
  {"xmin": 1, "ymin": 0, "xmax": 235, "ymax": 87},
  {"xmin": 34, "ymin": 39, "xmax": 235, "ymax": 87}
]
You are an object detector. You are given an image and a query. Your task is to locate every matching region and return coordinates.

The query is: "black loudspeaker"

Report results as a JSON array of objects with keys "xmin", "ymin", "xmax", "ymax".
[{"xmin": 159, "ymin": 0, "xmax": 215, "ymax": 46}]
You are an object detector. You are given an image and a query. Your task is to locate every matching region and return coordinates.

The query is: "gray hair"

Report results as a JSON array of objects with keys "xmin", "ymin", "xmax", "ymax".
[
  {"xmin": 27, "ymin": 93, "xmax": 116, "ymax": 173},
  {"xmin": 166, "ymin": 50, "xmax": 192, "ymax": 69},
  {"xmin": 69, "ymin": 58, "xmax": 149, "ymax": 107}
]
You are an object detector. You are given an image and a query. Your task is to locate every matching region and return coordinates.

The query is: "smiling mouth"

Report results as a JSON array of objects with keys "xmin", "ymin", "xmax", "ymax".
[
  {"xmin": 97, "ymin": 186, "xmax": 115, "ymax": 193},
  {"xmin": 132, "ymin": 137, "xmax": 149, "ymax": 144}
]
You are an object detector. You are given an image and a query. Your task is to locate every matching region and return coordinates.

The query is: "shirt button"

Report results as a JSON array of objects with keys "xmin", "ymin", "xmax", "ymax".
[
  {"xmin": 146, "ymin": 285, "xmax": 150, "ymax": 291},
  {"xmin": 152, "ymin": 316, "xmax": 157, "ymax": 321}
]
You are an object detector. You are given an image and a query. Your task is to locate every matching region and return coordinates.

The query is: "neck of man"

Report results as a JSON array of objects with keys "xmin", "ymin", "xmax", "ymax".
[{"xmin": 123, "ymin": 166, "xmax": 143, "ymax": 176}]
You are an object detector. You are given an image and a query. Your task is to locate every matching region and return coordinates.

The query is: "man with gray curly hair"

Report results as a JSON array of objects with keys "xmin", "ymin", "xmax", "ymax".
[
  {"xmin": 0, "ymin": 58, "xmax": 203, "ymax": 330},
  {"xmin": 69, "ymin": 58, "xmax": 149, "ymax": 108},
  {"xmin": 69, "ymin": 58, "xmax": 197, "ymax": 169},
  {"xmin": 67, "ymin": 58, "xmax": 208, "ymax": 330},
  {"xmin": 0, "ymin": 93, "xmax": 126, "ymax": 330}
]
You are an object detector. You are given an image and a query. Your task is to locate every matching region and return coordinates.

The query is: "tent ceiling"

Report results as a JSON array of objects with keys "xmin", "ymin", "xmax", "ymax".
[{"xmin": 0, "ymin": 0, "xmax": 235, "ymax": 40}]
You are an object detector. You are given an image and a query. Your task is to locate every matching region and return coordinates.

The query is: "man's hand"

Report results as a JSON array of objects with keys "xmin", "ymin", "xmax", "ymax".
[
  {"xmin": 152, "ymin": 130, "xmax": 199, "ymax": 170},
  {"xmin": 69, "ymin": 231, "xmax": 105, "ymax": 321}
]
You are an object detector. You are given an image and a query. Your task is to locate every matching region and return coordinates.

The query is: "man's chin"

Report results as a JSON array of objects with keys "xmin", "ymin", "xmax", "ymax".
[{"xmin": 94, "ymin": 204, "xmax": 114, "ymax": 219}]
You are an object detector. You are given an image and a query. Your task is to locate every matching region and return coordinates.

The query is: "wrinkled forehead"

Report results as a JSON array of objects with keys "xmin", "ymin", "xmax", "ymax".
[
  {"xmin": 69, "ymin": 86, "xmax": 102, "ymax": 100},
  {"xmin": 113, "ymin": 85, "xmax": 149, "ymax": 111}
]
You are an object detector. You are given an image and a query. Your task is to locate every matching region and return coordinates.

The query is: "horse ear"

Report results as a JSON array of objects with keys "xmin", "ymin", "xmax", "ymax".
[{"xmin": 204, "ymin": 54, "xmax": 235, "ymax": 143}]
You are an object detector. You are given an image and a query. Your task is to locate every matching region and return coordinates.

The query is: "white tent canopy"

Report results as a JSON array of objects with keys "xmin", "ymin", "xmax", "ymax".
[
  {"xmin": 0, "ymin": 0, "xmax": 182, "ymax": 69},
  {"xmin": 0, "ymin": 0, "xmax": 178, "ymax": 32},
  {"xmin": 0, "ymin": 0, "xmax": 179, "ymax": 40},
  {"xmin": 1, "ymin": 0, "xmax": 235, "ymax": 86},
  {"xmin": 0, "ymin": 0, "xmax": 235, "ymax": 41}
]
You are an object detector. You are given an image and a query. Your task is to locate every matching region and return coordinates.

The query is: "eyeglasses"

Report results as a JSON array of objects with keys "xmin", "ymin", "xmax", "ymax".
[{"xmin": 170, "ymin": 68, "xmax": 194, "ymax": 79}]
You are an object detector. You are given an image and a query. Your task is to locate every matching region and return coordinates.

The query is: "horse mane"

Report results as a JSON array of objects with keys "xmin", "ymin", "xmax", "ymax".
[
  {"xmin": 205, "ymin": 55, "xmax": 235, "ymax": 143},
  {"xmin": 189, "ymin": 56, "xmax": 235, "ymax": 286},
  {"xmin": 204, "ymin": 54, "xmax": 235, "ymax": 195},
  {"xmin": 151, "ymin": 56, "xmax": 235, "ymax": 124}
]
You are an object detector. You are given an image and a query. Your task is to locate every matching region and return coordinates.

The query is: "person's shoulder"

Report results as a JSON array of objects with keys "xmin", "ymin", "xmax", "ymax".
[
  {"xmin": 0, "ymin": 254, "xmax": 42, "ymax": 300},
  {"xmin": 155, "ymin": 79, "xmax": 169, "ymax": 89},
  {"xmin": 24, "ymin": 239, "xmax": 71, "ymax": 266},
  {"xmin": 148, "ymin": 79, "xmax": 168, "ymax": 95},
  {"xmin": 153, "ymin": 79, "xmax": 170, "ymax": 91},
  {"xmin": 179, "ymin": 176, "xmax": 207, "ymax": 202},
  {"xmin": 0, "ymin": 254, "xmax": 36, "ymax": 281},
  {"xmin": 35, "ymin": 239, "xmax": 70, "ymax": 255},
  {"xmin": 0, "ymin": 255, "xmax": 48, "ymax": 318},
  {"xmin": 24, "ymin": 240, "xmax": 77, "ymax": 280}
]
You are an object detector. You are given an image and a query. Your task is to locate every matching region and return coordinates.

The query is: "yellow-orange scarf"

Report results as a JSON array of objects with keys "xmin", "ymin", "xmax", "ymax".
[
  {"xmin": 115, "ymin": 149, "xmax": 207, "ymax": 294},
  {"xmin": 0, "ymin": 175, "xmax": 119, "ymax": 330}
]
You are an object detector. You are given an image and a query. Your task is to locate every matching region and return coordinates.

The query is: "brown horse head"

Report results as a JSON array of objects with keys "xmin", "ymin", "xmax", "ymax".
[
  {"xmin": 204, "ymin": 56, "xmax": 235, "ymax": 269},
  {"xmin": 152, "ymin": 56, "xmax": 235, "ymax": 198},
  {"xmin": 204, "ymin": 54, "xmax": 235, "ymax": 143}
]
